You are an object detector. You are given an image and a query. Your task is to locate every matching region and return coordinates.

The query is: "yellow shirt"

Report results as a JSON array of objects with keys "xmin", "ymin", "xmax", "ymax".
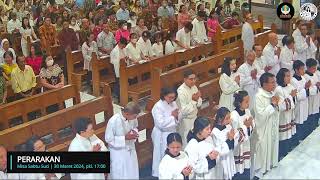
[
  {"xmin": 2, "ymin": 63, "xmax": 18, "ymax": 80},
  {"xmin": 11, "ymin": 65, "xmax": 37, "ymax": 93}
]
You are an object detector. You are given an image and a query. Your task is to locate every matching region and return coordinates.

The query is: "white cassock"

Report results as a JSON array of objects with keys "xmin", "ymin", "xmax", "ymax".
[
  {"xmin": 110, "ymin": 45, "xmax": 127, "ymax": 78},
  {"xmin": 82, "ymin": 41, "xmax": 98, "ymax": 71},
  {"xmin": 295, "ymin": 35, "xmax": 317, "ymax": 64},
  {"xmin": 151, "ymin": 99, "xmax": 180, "ymax": 177},
  {"xmin": 105, "ymin": 112, "xmax": 139, "ymax": 179},
  {"xmin": 304, "ymin": 72, "xmax": 320, "ymax": 115},
  {"xmin": 68, "ymin": 134, "xmax": 108, "ymax": 180},
  {"xmin": 291, "ymin": 75, "xmax": 309, "ymax": 125},
  {"xmin": 252, "ymin": 88, "xmax": 279, "ymax": 178},
  {"xmin": 253, "ymin": 56, "xmax": 267, "ymax": 81},
  {"xmin": 211, "ymin": 125, "xmax": 239, "ymax": 180},
  {"xmin": 263, "ymin": 42, "xmax": 280, "ymax": 76},
  {"xmin": 165, "ymin": 40, "xmax": 177, "ymax": 54},
  {"xmin": 292, "ymin": 28, "xmax": 301, "ymax": 40},
  {"xmin": 126, "ymin": 43, "xmax": 143, "ymax": 63},
  {"xmin": 241, "ymin": 22, "xmax": 254, "ymax": 54},
  {"xmin": 279, "ymin": 45, "xmax": 295, "ymax": 74},
  {"xmin": 184, "ymin": 136, "xmax": 219, "ymax": 179},
  {"xmin": 176, "ymin": 27, "xmax": 191, "ymax": 49},
  {"xmin": 137, "ymin": 37, "xmax": 153, "ymax": 57},
  {"xmin": 237, "ymin": 62, "xmax": 259, "ymax": 111},
  {"xmin": 191, "ymin": 18, "xmax": 208, "ymax": 44},
  {"xmin": 176, "ymin": 83, "xmax": 202, "ymax": 147},
  {"xmin": 219, "ymin": 73, "xmax": 240, "ymax": 111},
  {"xmin": 274, "ymin": 84, "xmax": 296, "ymax": 141},
  {"xmin": 158, "ymin": 151, "xmax": 190, "ymax": 179},
  {"xmin": 152, "ymin": 42, "xmax": 164, "ymax": 57},
  {"xmin": 230, "ymin": 109, "xmax": 255, "ymax": 174},
  {"xmin": 307, "ymin": 39, "xmax": 318, "ymax": 59}
]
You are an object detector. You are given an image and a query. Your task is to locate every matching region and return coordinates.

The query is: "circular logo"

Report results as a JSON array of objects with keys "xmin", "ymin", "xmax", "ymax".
[
  {"xmin": 277, "ymin": 2, "xmax": 294, "ymax": 21},
  {"xmin": 300, "ymin": 3, "xmax": 318, "ymax": 21}
]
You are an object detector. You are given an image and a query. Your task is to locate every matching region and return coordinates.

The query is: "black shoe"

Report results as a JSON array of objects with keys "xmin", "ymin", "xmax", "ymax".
[{"xmin": 253, "ymin": 176, "xmax": 260, "ymax": 180}]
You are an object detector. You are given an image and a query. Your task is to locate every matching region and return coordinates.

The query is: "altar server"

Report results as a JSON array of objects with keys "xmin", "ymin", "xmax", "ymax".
[
  {"xmin": 219, "ymin": 57, "xmax": 240, "ymax": 111},
  {"xmin": 159, "ymin": 133, "xmax": 192, "ymax": 179},
  {"xmin": 152, "ymin": 88, "xmax": 180, "ymax": 177},
  {"xmin": 176, "ymin": 69, "xmax": 202, "ymax": 147},
  {"xmin": 280, "ymin": 36, "xmax": 295, "ymax": 73},
  {"xmin": 211, "ymin": 107, "xmax": 238, "ymax": 180},
  {"xmin": 105, "ymin": 102, "xmax": 141, "ymax": 179},
  {"xmin": 184, "ymin": 117, "xmax": 219, "ymax": 179},
  {"xmin": 306, "ymin": 30, "xmax": 318, "ymax": 60},
  {"xmin": 69, "ymin": 117, "xmax": 108, "ymax": 180},
  {"xmin": 251, "ymin": 72, "xmax": 280, "ymax": 179},
  {"xmin": 295, "ymin": 24, "xmax": 317, "ymax": 64},
  {"xmin": 231, "ymin": 91, "xmax": 255, "ymax": 179},
  {"xmin": 237, "ymin": 50, "xmax": 259, "ymax": 111},
  {"xmin": 275, "ymin": 68, "xmax": 297, "ymax": 159},
  {"xmin": 263, "ymin": 33, "xmax": 280, "ymax": 76},
  {"xmin": 291, "ymin": 60, "xmax": 310, "ymax": 141}
]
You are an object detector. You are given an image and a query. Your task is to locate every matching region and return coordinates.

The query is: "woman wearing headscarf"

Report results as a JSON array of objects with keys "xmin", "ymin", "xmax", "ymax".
[{"xmin": 0, "ymin": 39, "xmax": 16, "ymax": 65}]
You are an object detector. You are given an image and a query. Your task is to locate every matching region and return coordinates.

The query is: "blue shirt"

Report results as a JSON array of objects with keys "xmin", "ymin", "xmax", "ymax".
[{"xmin": 116, "ymin": 8, "xmax": 129, "ymax": 21}]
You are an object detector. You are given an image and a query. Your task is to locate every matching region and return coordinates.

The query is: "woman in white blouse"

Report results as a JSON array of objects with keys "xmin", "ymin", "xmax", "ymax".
[
  {"xmin": 20, "ymin": 17, "xmax": 38, "ymax": 57},
  {"xmin": 165, "ymin": 31, "xmax": 178, "ymax": 55},
  {"xmin": 152, "ymin": 32, "xmax": 164, "ymax": 57},
  {"xmin": 125, "ymin": 33, "xmax": 149, "ymax": 65},
  {"xmin": 82, "ymin": 32, "xmax": 98, "ymax": 84}
]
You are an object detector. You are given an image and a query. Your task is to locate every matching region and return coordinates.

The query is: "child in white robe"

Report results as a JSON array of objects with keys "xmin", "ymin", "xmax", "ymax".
[
  {"xmin": 219, "ymin": 57, "xmax": 241, "ymax": 111},
  {"xmin": 231, "ymin": 91, "xmax": 255, "ymax": 179},
  {"xmin": 211, "ymin": 107, "xmax": 238, "ymax": 180},
  {"xmin": 184, "ymin": 117, "xmax": 219, "ymax": 179},
  {"xmin": 275, "ymin": 68, "xmax": 297, "ymax": 159},
  {"xmin": 159, "ymin": 133, "xmax": 192, "ymax": 179},
  {"xmin": 291, "ymin": 60, "xmax": 309, "ymax": 142},
  {"xmin": 279, "ymin": 36, "xmax": 295, "ymax": 74},
  {"xmin": 152, "ymin": 32, "xmax": 164, "ymax": 57},
  {"xmin": 151, "ymin": 88, "xmax": 180, "ymax": 177}
]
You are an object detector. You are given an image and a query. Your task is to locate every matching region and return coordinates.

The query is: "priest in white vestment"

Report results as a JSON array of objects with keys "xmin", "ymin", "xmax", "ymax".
[
  {"xmin": 191, "ymin": 11, "xmax": 208, "ymax": 45},
  {"xmin": 176, "ymin": 69, "xmax": 202, "ymax": 147},
  {"xmin": 294, "ymin": 24, "xmax": 317, "ymax": 65},
  {"xmin": 253, "ymin": 44, "xmax": 267, "ymax": 81},
  {"xmin": 105, "ymin": 102, "xmax": 141, "ymax": 179},
  {"xmin": 241, "ymin": 13, "xmax": 254, "ymax": 55},
  {"xmin": 69, "ymin": 117, "xmax": 108, "ymax": 180},
  {"xmin": 263, "ymin": 33, "xmax": 280, "ymax": 76},
  {"xmin": 252, "ymin": 72, "xmax": 280, "ymax": 179},
  {"xmin": 0, "ymin": 145, "xmax": 22, "ymax": 180}
]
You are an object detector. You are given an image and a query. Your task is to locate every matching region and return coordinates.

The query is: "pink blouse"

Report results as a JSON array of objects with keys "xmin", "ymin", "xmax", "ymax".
[
  {"xmin": 207, "ymin": 18, "xmax": 219, "ymax": 38},
  {"xmin": 115, "ymin": 29, "xmax": 130, "ymax": 43}
]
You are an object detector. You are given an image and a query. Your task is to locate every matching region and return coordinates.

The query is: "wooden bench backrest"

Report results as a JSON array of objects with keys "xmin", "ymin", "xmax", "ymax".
[
  {"xmin": 66, "ymin": 49, "xmax": 85, "ymax": 82},
  {"xmin": 198, "ymin": 78, "xmax": 220, "ymax": 118},
  {"xmin": 254, "ymin": 30, "xmax": 272, "ymax": 48},
  {"xmin": 0, "ymin": 85, "xmax": 80, "ymax": 130}
]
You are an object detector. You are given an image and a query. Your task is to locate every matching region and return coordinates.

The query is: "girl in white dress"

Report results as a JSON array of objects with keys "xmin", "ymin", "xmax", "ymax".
[
  {"xmin": 219, "ymin": 57, "xmax": 240, "ymax": 111},
  {"xmin": 81, "ymin": 32, "xmax": 98, "ymax": 84},
  {"xmin": 184, "ymin": 117, "xmax": 219, "ymax": 179},
  {"xmin": 152, "ymin": 32, "xmax": 164, "ymax": 57},
  {"xmin": 231, "ymin": 91, "xmax": 255, "ymax": 180},
  {"xmin": 125, "ymin": 33, "xmax": 149, "ymax": 65},
  {"xmin": 20, "ymin": 17, "xmax": 37, "ymax": 57},
  {"xmin": 151, "ymin": 87, "xmax": 180, "ymax": 177},
  {"xmin": 159, "ymin": 133, "xmax": 192, "ymax": 179},
  {"xmin": 275, "ymin": 68, "xmax": 297, "ymax": 159},
  {"xmin": 211, "ymin": 107, "xmax": 238, "ymax": 180},
  {"xmin": 165, "ymin": 31, "xmax": 178, "ymax": 55}
]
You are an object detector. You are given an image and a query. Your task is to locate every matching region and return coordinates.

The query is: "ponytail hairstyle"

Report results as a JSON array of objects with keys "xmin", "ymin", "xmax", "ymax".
[
  {"xmin": 276, "ymin": 68, "xmax": 290, "ymax": 87},
  {"xmin": 221, "ymin": 57, "xmax": 235, "ymax": 76},
  {"xmin": 167, "ymin": 132, "xmax": 183, "ymax": 146},
  {"xmin": 233, "ymin": 91, "xmax": 249, "ymax": 110},
  {"xmin": 186, "ymin": 116, "xmax": 210, "ymax": 142},
  {"xmin": 214, "ymin": 107, "xmax": 230, "ymax": 126}
]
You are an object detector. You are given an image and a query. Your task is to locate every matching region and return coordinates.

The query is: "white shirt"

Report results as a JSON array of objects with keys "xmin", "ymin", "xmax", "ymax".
[
  {"xmin": 241, "ymin": 22, "xmax": 254, "ymax": 53},
  {"xmin": 152, "ymin": 42, "xmax": 164, "ymax": 57},
  {"xmin": 81, "ymin": 41, "xmax": 98, "ymax": 71},
  {"xmin": 126, "ymin": 42, "xmax": 142, "ymax": 63},
  {"xmin": 191, "ymin": 18, "xmax": 208, "ymax": 44},
  {"xmin": 165, "ymin": 40, "xmax": 177, "ymax": 54},
  {"xmin": 137, "ymin": 37, "xmax": 153, "ymax": 57},
  {"xmin": 253, "ymin": 56, "xmax": 266, "ymax": 80},
  {"xmin": 110, "ymin": 45, "xmax": 127, "ymax": 77},
  {"xmin": 279, "ymin": 45, "xmax": 295, "ymax": 73},
  {"xmin": 7, "ymin": 19, "xmax": 21, "ymax": 34},
  {"xmin": 263, "ymin": 42, "xmax": 280, "ymax": 76},
  {"xmin": 176, "ymin": 27, "xmax": 191, "ymax": 49},
  {"xmin": 97, "ymin": 31, "xmax": 116, "ymax": 54}
]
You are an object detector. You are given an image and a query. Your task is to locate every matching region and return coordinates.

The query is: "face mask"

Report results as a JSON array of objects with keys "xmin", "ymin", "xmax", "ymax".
[
  {"xmin": 131, "ymin": 38, "xmax": 137, "ymax": 43},
  {"xmin": 123, "ymin": 25, "xmax": 128, "ymax": 30},
  {"xmin": 46, "ymin": 59, "xmax": 54, "ymax": 67}
]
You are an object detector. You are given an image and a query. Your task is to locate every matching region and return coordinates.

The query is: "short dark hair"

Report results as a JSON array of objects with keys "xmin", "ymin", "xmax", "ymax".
[
  {"xmin": 215, "ymin": 107, "xmax": 230, "ymax": 125},
  {"xmin": 130, "ymin": 33, "xmax": 137, "ymax": 39},
  {"xmin": 25, "ymin": 135, "xmax": 41, "ymax": 151},
  {"xmin": 119, "ymin": 37, "xmax": 128, "ymax": 45},
  {"xmin": 282, "ymin": 35, "xmax": 294, "ymax": 46},
  {"xmin": 183, "ymin": 69, "xmax": 195, "ymax": 78},
  {"xmin": 252, "ymin": 44, "xmax": 262, "ymax": 50},
  {"xmin": 73, "ymin": 117, "xmax": 92, "ymax": 134},
  {"xmin": 167, "ymin": 133, "xmax": 182, "ymax": 146},
  {"xmin": 184, "ymin": 22, "xmax": 193, "ymax": 31},
  {"xmin": 160, "ymin": 87, "xmax": 176, "ymax": 100},
  {"xmin": 187, "ymin": 116, "xmax": 210, "ymax": 142},
  {"xmin": 231, "ymin": 12, "xmax": 239, "ymax": 17},
  {"xmin": 276, "ymin": 68, "xmax": 290, "ymax": 87},
  {"xmin": 233, "ymin": 90, "xmax": 248, "ymax": 109},
  {"xmin": 260, "ymin": 72, "xmax": 274, "ymax": 87},
  {"xmin": 306, "ymin": 58, "xmax": 317, "ymax": 68},
  {"xmin": 221, "ymin": 57, "xmax": 235, "ymax": 76},
  {"xmin": 142, "ymin": 31, "xmax": 151, "ymax": 38},
  {"xmin": 300, "ymin": 23, "xmax": 308, "ymax": 28},
  {"xmin": 197, "ymin": 10, "xmax": 207, "ymax": 18},
  {"xmin": 293, "ymin": 60, "xmax": 305, "ymax": 71}
]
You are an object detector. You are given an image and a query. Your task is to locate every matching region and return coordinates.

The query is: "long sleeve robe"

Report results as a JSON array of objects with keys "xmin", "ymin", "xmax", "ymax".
[
  {"xmin": 294, "ymin": 35, "xmax": 317, "ymax": 64},
  {"xmin": 219, "ymin": 73, "xmax": 240, "ymax": 111},
  {"xmin": 304, "ymin": 72, "xmax": 320, "ymax": 115},
  {"xmin": 159, "ymin": 151, "xmax": 190, "ymax": 179},
  {"xmin": 279, "ymin": 45, "xmax": 295, "ymax": 74},
  {"xmin": 191, "ymin": 18, "xmax": 208, "ymax": 44},
  {"xmin": 263, "ymin": 42, "xmax": 280, "ymax": 76},
  {"xmin": 291, "ymin": 75, "xmax": 309, "ymax": 125},
  {"xmin": 241, "ymin": 22, "xmax": 254, "ymax": 54}
]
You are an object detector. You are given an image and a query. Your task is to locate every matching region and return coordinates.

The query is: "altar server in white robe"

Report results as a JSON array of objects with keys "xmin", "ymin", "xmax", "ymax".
[
  {"xmin": 69, "ymin": 117, "xmax": 108, "ymax": 180},
  {"xmin": 219, "ymin": 57, "xmax": 241, "ymax": 111},
  {"xmin": 280, "ymin": 36, "xmax": 296, "ymax": 74},
  {"xmin": 105, "ymin": 102, "xmax": 141, "ymax": 179},
  {"xmin": 184, "ymin": 117, "xmax": 219, "ymax": 179},
  {"xmin": 176, "ymin": 22, "xmax": 193, "ymax": 49},
  {"xmin": 0, "ymin": 145, "xmax": 22, "ymax": 180},
  {"xmin": 191, "ymin": 11, "xmax": 208, "ymax": 45},
  {"xmin": 303, "ymin": 58, "xmax": 320, "ymax": 136},
  {"xmin": 152, "ymin": 32, "xmax": 164, "ymax": 57},
  {"xmin": 241, "ymin": 13, "xmax": 254, "ymax": 55},
  {"xmin": 211, "ymin": 107, "xmax": 239, "ymax": 180},
  {"xmin": 292, "ymin": 20, "xmax": 303, "ymax": 40},
  {"xmin": 306, "ymin": 30, "xmax": 318, "ymax": 59},
  {"xmin": 137, "ymin": 31, "xmax": 154, "ymax": 58},
  {"xmin": 176, "ymin": 69, "xmax": 202, "ymax": 147},
  {"xmin": 152, "ymin": 88, "xmax": 181, "ymax": 177},
  {"xmin": 275, "ymin": 68, "xmax": 297, "ymax": 159},
  {"xmin": 231, "ymin": 91, "xmax": 255, "ymax": 180},
  {"xmin": 263, "ymin": 33, "xmax": 280, "ymax": 76},
  {"xmin": 159, "ymin": 133, "xmax": 192, "ymax": 179},
  {"xmin": 294, "ymin": 23, "xmax": 317, "ymax": 64},
  {"xmin": 237, "ymin": 50, "xmax": 259, "ymax": 111},
  {"xmin": 251, "ymin": 72, "xmax": 280, "ymax": 179},
  {"xmin": 126, "ymin": 33, "xmax": 150, "ymax": 65},
  {"xmin": 291, "ymin": 60, "xmax": 310, "ymax": 142},
  {"xmin": 253, "ymin": 44, "xmax": 268, "ymax": 80}
]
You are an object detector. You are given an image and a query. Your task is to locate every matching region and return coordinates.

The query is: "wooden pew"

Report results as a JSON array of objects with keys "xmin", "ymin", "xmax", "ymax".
[
  {"xmin": 66, "ymin": 49, "xmax": 87, "ymax": 89},
  {"xmin": 91, "ymin": 53, "xmax": 116, "ymax": 96},
  {"xmin": 0, "ymin": 84, "xmax": 80, "ymax": 130},
  {"xmin": 254, "ymin": 29, "xmax": 272, "ymax": 49}
]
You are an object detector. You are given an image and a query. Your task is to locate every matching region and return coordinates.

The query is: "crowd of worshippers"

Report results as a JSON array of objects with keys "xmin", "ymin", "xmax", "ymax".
[{"xmin": 0, "ymin": 0, "xmax": 251, "ymax": 103}]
